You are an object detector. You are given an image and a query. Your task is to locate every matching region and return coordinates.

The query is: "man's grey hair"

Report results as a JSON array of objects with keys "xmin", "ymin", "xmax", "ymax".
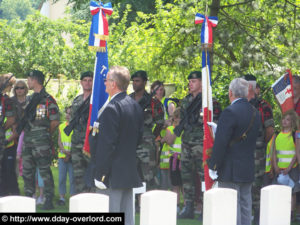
[
  {"xmin": 109, "ymin": 66, "xmax": 130, "ymax": 91},
  {"xmin": 229, "ymin": 78, "xmax": 249, "ymax": 98}
]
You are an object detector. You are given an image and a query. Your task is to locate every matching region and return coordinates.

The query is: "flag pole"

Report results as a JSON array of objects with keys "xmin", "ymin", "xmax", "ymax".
[{"xmin": 195, "ymin": 1, "xmax": 218, "ymax": 191}]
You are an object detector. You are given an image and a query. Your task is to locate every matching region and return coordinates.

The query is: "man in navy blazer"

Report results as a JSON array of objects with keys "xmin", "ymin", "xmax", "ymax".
[
  {"xmin": 207, "ymin": 78, "xmax": 261, "ymax": 225},
  {"xmin": 90, "ymin": 66, "xmax": 143, "ymax": 225}
]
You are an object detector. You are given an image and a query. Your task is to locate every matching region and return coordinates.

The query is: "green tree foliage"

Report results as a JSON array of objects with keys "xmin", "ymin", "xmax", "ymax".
[
  {"xmin": 0, "ymin": 0, "xmax": 34, "ymax": 21},
  {"xmin": 62, "ymin": 0, "xmax": 175, "ymax": 23},
  {"xmin": 61, "ymin": 0, "xmax": 160, "ymax": 13},
  {"xmin": 0, "ymin": 13, "xmax": 94, "ymax": 78}
]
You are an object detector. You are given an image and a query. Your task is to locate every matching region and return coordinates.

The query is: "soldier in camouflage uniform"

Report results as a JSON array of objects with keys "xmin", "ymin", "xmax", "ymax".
[
  {"xmin": 22, "ymin": 70, "xmax": 60, "ymax": 210},
  {"xmin": 70, "ymin": 71, "xmax": 93, "ymax": 194},
  {"xmin": 129, "ymin": 70, "xmax": 164, "ymax": 190},
  {"xmin": 0, "ymin": 74, "xmax": 16, "ymax": 196},
  {"xmin": 177, "ymin": 71, "xmax": 203, "ymax": 219},
  {"xmin": 244, "ymin": 74, "xmax": 274, "ymax": 225},
  {"xmin": 178, "ymin": 71, "xmax": 221, "ymax": 219}
]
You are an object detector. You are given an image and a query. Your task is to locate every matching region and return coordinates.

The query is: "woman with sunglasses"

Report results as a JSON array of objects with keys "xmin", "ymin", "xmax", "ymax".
[
  {"xmin": 12, "ymin": 80, "xmax": 29, "ymax": 122},
  {"xmin": 12, "ymin": 81, "xmax": 29, "ymax": 192}
]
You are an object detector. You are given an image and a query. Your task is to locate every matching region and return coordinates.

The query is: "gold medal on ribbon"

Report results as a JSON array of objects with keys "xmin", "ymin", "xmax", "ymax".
[{"xmin": 92, "ymin": 121, "xmax": 100, "ymax": 136}]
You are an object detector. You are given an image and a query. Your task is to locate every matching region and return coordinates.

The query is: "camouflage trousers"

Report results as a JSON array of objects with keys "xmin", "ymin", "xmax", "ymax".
[
  {"xmin": 181, "ymin": 142, "xmax": 204, "ymax": 204},
  {"xmin": 137, "ymin": 137, "xmax": 158, "ymax": 190},
  {"xmin": 71, "ymin": 146, "xmax": 91, "ymax": 194},
  {"xmin": 252, "ymin": 174, "xmax": 264, "ymax": 211},
  {"xmin": 22, "ymin": 144, "xmax": 54, "ymax": 200},
  {"xmin": 252, "ymin": 148, "xmax": 266, "ymax": 211},
  {"xmin": 0, "ymin": 141, "xmax": 4, "ymax": 194}
]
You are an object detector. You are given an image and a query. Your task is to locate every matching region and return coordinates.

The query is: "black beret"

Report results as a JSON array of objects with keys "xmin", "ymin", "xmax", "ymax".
[
  {"xmin": 188, "ymin": 71, "xmax": 202, "ymax": 80},
  {"xmin": 80, "ymin": 71, "xmax": 93, "ymax": 80},
  {"xmin": 27, "ymin": 70, "xmax": 45, "ymax": 84},
  {"xmin": 131, "ymin": 70, "xmax": 148, "ymax": 81},
  {"xmin": 243, "ymin": 74, "xmax": 256, "ymax": 81}
]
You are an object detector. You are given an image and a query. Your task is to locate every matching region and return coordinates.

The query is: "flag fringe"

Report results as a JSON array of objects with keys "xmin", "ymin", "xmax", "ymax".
[
  {"xmin": 94, "ymin": 34, "xmax": 109, "ymax": 41},
  {"xmin": 88, "ymin": 46, "xmax": 107, "ymax": 52},
  {"xmin": 82, "ymin": 149, "xmax": 91, "ymax": 158},
  {"xmin": 206, "ymin": 148, "xmax": 212, "ymax": 157}
]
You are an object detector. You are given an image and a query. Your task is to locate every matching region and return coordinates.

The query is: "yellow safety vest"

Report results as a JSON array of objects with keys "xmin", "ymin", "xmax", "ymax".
[
  {"xmin": 265, "ymin": 135, "xmax": 275, "ymax": 173},
  {"xmin": 4, "ymin": 117, "xmax": 14, "ymax": 148},
  {"xmin": 276, "ymin": 131, "xmax": 297, "ymax": 169},
  {"xmin": 58, "ymin": 122, "xmax": 73, "ymax": 159},
  {"xmin": 160, "ymin": 126, "xmax": 181, "ymax": 169},
  {"xmin": 168, "ymin": 126, "xmax": 182, "ymax": 154}
]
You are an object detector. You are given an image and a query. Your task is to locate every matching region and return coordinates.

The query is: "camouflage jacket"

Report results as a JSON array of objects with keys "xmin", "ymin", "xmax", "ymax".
[
  {"xmin": 180, "ymin": 93, "xmax": 222, "ymax": 145},
  {"xmin": 23, "ymin": 92, "xmax": 59, "ymax": 145},
  {"xmin": 249, "ymin": 97, "xmax": 274, "ymax": 149},
  {"xmin": 180, "ymin": 93, "xmax": 203, "ymax": 145},
  {"xmin": 0, "ymin": 94, "xmax": 15, "ymax": 141},
  {"xmin": 212, "ymin": 98, "xmax": 222, "ymax": 122},
  {"xmin": 250, "ymin": 97, "xmax": 274, "ymax": 177},
  {"xmin": 129, "ymin": 91, "xmax": 164, "ymax": 138},
  {"xmin": 70, "ymin": 94, "xmax": 90, "ymax": 146}
]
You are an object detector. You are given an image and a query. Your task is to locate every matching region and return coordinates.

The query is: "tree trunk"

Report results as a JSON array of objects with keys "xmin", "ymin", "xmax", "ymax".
[
  {"xmin": 210, "ymin": 0, "xmax": 221, "ymax": 17},
  {"xmin": 209, "ymin": 0, "xmax": 221, "ymax": 75}
]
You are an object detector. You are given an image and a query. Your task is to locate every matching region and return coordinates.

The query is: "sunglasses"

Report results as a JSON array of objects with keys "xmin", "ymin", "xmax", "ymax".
[
  {"xmin": 104, "ymin": 78, "xmax": 114, "ymax": 82},
  {"xmin": 15, "ymin": 86, "xmax": 25, "ymax": 90}
]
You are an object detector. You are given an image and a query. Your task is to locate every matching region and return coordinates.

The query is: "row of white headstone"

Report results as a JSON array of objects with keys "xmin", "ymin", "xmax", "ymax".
[{"xmin": 0, "ymin": 184, "xmax": 292, "ymax": 225}]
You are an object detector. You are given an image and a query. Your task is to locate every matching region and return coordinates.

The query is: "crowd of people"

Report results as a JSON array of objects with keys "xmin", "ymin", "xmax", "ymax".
[{"xmin": 0, "ymin": 67, "xmax": 299, "ymax": 225}]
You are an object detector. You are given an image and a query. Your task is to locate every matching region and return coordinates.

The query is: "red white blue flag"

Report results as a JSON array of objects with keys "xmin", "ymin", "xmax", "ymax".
[
  {"xmin": 202, "ymin": 51, "xmax": 215, "ymax": 191},
  {"xmin": 84, "ymin": 1, "xmax": 112, "ymax": 156},
  {"xmin": 195, "ymin": 13, "xmax": 218, "ymax": 45},
  {"xmin": 196, "ymin": 13, "xmax": 218, "ymax": 191},
  {"xmin": 272, "ymin": 69, "xmax": 294, "ymax": 114},
  {"xmin": 89, "ymin": 1, "xmax": 113, "ymax": 52}
]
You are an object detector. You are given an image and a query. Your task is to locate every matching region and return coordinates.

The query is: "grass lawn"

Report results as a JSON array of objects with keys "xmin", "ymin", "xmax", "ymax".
[{"xmin": 17, "ymin": 166, "xmax": 300, "ymax": 225}]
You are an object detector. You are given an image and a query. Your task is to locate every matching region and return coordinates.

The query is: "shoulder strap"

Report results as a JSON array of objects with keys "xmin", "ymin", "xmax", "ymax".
[
  {"xmin": 229, "ymin": 105, "xmax": 257, "ymax": 147},
  {"xmin": 293, "ymin": 131, "xmax": 296, "ymax": 144},
  {"xmin": 164, "ymin": 98, "xmax": 169, "ymax": 116},
  {"xmin": 0, "ymin": 95, "xmax": 5, "ymax": 125}
]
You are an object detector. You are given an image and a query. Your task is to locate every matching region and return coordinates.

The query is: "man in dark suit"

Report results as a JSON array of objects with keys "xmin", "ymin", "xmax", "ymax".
[
  {"xmin": 207, "ymin": 78, "xmax": 261, "ymax": 225},
  {"xmin": 90, "ymin": 66, "xmax": 143, "ymax": 225}
]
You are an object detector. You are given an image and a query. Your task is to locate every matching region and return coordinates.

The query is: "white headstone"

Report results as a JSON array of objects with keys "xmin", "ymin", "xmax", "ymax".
[
  {"xmin": 260, "ymin": 185, "xmax": 292, "ymax": 225},
  {"xmin": 0, "ymin": 196, "xmax": 35, "ymax": 212},
  {"xmin": 140, "ymin": 190, "xmax": 177, "ymax": 225},
  {"xmin": 203, "ymin": 188, "xmax": 237, "ymax": 225},
  {"xmin": 69, "ymin": 193, "xmax": 109, "ymax": 212}
]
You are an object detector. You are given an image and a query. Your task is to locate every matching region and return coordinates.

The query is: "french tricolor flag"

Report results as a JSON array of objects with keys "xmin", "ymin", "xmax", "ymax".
[
  {"xmin": 272, "ymin": 70, "xmax": 294, "ymax": 114},
  {"xmin": 195, "ymin": 13, "xmax": 218, "ymax": 44},
  {"xmin": 89, "ymin": 1, "xmax": 113, "ymax": 52},
  {"xmin": 83, "ymin": 1, "xmax": 112, "ymax": 156},
  {"xmin": 195, "ymin": 12, "xmax": 218, "ymax": 191}
]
